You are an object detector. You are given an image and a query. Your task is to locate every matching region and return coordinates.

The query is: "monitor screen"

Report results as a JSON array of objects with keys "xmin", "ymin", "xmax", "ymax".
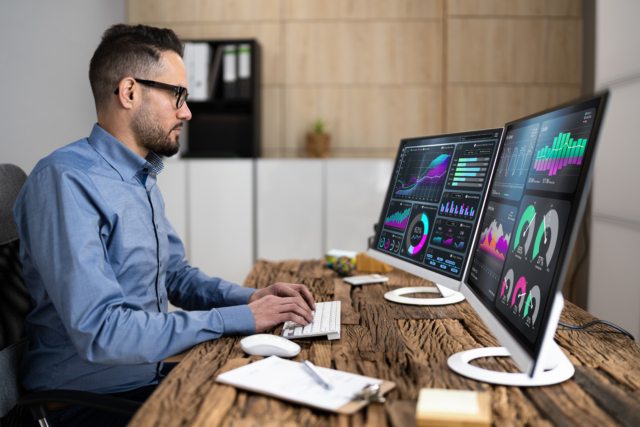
[
  {"xmin": 464, "ymin": 94, "xmax": 608, "ymax": 356},
  {"xmin": 372, "ymin": 129, "xmax": 503, "ymax": 283}
]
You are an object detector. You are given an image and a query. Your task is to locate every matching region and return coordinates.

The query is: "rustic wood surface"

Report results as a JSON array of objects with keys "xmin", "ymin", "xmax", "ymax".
[{"xmin": 128, "ymin": 260, "xmax": 640, "ymax": 427}]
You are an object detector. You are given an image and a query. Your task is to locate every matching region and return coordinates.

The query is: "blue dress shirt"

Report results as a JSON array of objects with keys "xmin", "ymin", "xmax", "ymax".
[{"xmin": 13, "ymin": 124, "xmax": 256, "ymax": 394}]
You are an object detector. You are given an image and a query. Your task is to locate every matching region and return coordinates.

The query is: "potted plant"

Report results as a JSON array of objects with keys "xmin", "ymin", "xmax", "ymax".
[{"xmin": 306, "ymin": 119, "xmax": 331, "ymax": 158}]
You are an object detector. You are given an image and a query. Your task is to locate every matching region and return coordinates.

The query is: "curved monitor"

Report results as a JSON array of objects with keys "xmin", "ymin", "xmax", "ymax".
[
  {"xmin": 461, "ymin": 93, "xmax": 609, "ymax": 377},
  {"xmin": 368, "ymin": 129, "xmax": 504, "ymax": 291}
]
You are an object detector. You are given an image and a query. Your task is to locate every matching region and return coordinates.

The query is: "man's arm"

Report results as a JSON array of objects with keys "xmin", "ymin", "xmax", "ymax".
[
  {"xmin": 162, "ymin": 214, "xmax": 256, "ymax": 311},
  {"xmin": 15, "ymin": 165, "xmax": 254, "ymax": 365},
  {"xmin": 161, "ymin": 200, "xmax": 316, "ymax": 332}
]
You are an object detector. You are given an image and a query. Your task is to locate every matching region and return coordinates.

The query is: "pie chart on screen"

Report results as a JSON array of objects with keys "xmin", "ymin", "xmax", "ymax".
[{"xmin": 407, "ymin": 212, "xmax": 429, "ymax": 255}]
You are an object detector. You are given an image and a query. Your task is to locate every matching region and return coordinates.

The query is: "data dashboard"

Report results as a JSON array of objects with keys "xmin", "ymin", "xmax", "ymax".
[
  {"xmin": 467, "ymin": 97, "xmax": 604, "ymax": 347},
  {"xmin": 375, "ymin": 130, "xmax": 503, "ymax": 280}
]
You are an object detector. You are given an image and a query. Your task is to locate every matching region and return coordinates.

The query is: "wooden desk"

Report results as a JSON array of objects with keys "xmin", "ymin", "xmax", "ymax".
[{"xmin": 128, "ymin": 260, "xmax": 640, "ymax": 427}]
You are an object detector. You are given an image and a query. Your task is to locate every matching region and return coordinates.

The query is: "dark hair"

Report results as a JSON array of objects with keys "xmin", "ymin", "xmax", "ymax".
[{"xmin": 89, "ymin": 24, "xmax": 184, "ymax": 111}]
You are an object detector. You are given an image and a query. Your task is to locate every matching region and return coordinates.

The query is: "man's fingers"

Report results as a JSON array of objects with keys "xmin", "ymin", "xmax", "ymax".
[
  {"xmin": 275, "ymin": 298, "xmax": 313, "ymax": 322},
  {"xmin": 282, "ymin": 312, "xmax": 311, "ymax": 326},
  {"xmin": 278, "ymin": 302, "xmax": 312, "ymax": 322},
  {"xmin": 273, "ymin": 284, "xmax": 299, "ymax": 298},
  {"xmin": 293, "ymin": 285, "xmax": 316, "ymax": 310},
  {"xmin": 275, "ymin": 283, "xmax": 316, "ymax": 310}
]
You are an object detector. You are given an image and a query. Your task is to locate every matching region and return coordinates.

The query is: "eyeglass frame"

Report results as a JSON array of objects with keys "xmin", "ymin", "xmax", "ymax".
[{"xmin": 113, "ymin": 78, "xmax": 189, "ymax": 109}]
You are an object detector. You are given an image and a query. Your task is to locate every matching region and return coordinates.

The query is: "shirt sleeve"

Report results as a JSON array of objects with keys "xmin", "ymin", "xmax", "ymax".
[
  {"xmin": 14, "ymin": 164, "xmax": 254, "ymax": 366},
  {"xmin": 161, "ymin": 213, "xmax": 257, "ymax": 312}
]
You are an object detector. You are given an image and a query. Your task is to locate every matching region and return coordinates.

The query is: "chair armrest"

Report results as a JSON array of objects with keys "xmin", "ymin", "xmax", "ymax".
[{"xmin": 18, "ymin": 389, "xmax": 142, "ymax": 420}]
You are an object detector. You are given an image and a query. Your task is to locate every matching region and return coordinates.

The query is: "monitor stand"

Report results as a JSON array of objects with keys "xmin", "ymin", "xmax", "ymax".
[
  {"xmin": 384, "ymin": 283, "xmax": 465, "ymax": 306},
  {"xmin": 447, "ymin": 341, "xmax": 574, "ymax": 386}
]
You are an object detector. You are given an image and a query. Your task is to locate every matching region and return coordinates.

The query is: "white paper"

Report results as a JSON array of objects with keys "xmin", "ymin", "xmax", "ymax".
[
  {"xmin": 217, "ymin": 356, "xmax": 382, "ymax": 411},
  {"xmin": 343, "ymin": 274, "xmax": 389, "ymax": 285},
  {"xmin": 418, "ymin": 389, "xmax": 479, "ymax": 415}
]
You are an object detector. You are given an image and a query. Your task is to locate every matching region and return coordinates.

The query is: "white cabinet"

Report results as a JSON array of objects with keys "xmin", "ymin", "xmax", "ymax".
[
  {"xmin": 325, "ymin": 159, "xmax": 394, "ymax": 253},
  {"xmin": 188, "ymin": 160, "xmax": 254, "ymax": 286},
  {"xmin": 257, "ymin": 160, "xmax": 323, "ymax": 261},
  {"xmin": 160, "ymin": 159, "xmax": 397, "ymax": 290}
]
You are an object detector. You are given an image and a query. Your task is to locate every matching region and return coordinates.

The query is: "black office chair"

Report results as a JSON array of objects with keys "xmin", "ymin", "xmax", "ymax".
[{"xmin": 0, "ymin": 164, "xmax": 142, "ymax": 427}]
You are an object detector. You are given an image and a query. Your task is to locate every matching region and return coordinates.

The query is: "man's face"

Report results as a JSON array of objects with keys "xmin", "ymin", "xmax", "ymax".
[{"xmin": 131, "ymin": 51, "xmax": 191, "ymax": 157}]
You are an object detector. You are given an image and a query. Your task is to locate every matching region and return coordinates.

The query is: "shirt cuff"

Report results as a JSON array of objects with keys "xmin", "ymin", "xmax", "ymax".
[
  {"xmin": 226, "ymin": 285, "xmax": 258, "ymax": 305},
  {"xmin": 216, "ymin": 305, "xmax": 255, "ymax": 336}
]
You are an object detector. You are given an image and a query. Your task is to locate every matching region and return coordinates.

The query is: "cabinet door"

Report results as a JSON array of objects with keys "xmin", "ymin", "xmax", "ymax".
[
  {"xmin": 189, "ymin": 159, "xmax": 254, "ymax": 286},
  {"xmin": 326, "ymin": 159, "xmax": 394, "ymax": 253},
  {"xmin": 257, "ymin": 160, "xmax": 323, "ymax": 261}
]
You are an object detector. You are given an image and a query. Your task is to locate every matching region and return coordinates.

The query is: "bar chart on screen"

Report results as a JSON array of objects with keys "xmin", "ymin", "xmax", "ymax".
[
  {"xmin": 491, "ymin": 123, "xmax": 539, "ymax": 201},
  {"xmin": 526, "ymin": 109, "xmax": 595, "ymax": 193},
  {"xmin": 438, "ymin": 192, "xmax": 480, "ymax": 220},
  {"xmin": 446, "ymin": 141, "xmax": 495, "ymax": 191}
]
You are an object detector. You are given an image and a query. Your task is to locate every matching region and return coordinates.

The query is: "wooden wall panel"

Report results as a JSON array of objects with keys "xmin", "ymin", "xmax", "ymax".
[
  {"xmin": 448, "ymin": 18, "xmax": 582, "ymax": 84},
  {"xmin": 261, "ymin": 87, "xmax": 282, "ymax": 157},
  {"xmin": 128, "ymin": 0, "xmax": 584, "ymax": 158},
  {"xmin": 128, "ymin": 0, "xmax": 280, "ymax": 24},
  {"xmin": 283, "ymin": 0, "xmax": 443, "ymax": 20},
  {"xmin": 445, "ymin": 85, "xmax": 580, "ymax": 133},
  {"xmin": 284, "ymin": 85, "xmax": 442, "ymax": 158},
  {"xmin": 447, "ymin": 0, "xmax": 581, "ymax": 17},
  {"xmin": 285, "ymin": 21, "xmax": 442, "ymax": 84}
]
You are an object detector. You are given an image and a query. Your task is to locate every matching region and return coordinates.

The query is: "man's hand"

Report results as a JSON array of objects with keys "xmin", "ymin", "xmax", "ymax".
[{"xmin": 248, "ymin": 283, "xmax": 316, "ymax": 333}]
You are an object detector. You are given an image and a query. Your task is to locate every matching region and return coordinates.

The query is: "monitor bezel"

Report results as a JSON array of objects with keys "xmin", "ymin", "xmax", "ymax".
[
  {"xmin": 460, "ymin": 92, "xmax": 609, "ymax": 375},
  {"xmin": 369, "ymin": 128, "xmax": 505, "ymax": 291}
]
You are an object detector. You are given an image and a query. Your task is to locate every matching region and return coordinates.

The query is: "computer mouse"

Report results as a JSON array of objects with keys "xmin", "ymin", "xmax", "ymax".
[{"xmin": 240, "ymin": 334, "xmax": 301, "ymax": 358}]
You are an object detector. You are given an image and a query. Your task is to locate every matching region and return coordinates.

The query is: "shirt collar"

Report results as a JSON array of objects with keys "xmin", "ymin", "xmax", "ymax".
[{"xmin": 87, "ymin": 123, "xmax": 164, "ymax": 182}]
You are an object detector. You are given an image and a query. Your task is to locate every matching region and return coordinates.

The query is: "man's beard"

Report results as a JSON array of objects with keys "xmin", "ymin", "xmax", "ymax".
[{"xmin": 131, "ymin": 98, "xmax": 180, "ymax": 157}]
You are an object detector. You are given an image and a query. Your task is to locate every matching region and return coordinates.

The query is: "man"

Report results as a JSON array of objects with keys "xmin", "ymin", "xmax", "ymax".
[{"xmin": 13, "ymin": 24, "xmax": 314, "ymax": 425}]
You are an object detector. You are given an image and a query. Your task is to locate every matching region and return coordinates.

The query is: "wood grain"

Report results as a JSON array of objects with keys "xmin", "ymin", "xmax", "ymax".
[
  {"xmin": 448, "ymin": 18, "xmax": 582, "ymax": 84},
  {"xmin": 128, "ymin": 260, "xmax": 640, "ymax": 427},
  {"xmin": 447, "ymin": 0, "xmax": 581, "ymax": 17},
  {"xmin": 261, "ymin": 86, "xmax": 282, "ymax": 157},
  {"xmin": 283, "ymin": 0, "xmax": 443, "ymax": 20},
  {"xmin": 285, "ymin": 21, "xmax": 442, "ymax": 84},
  {"xmin": 284, "ymin": 85, "xmax": 442, "ymax": 156},
  {"xmin": 445, "ymin": 85, "xmax": 581, "ymax": 133},
  {"xmin": 128, "ymin": 0, "xmax": 281, "ymax": 24}
]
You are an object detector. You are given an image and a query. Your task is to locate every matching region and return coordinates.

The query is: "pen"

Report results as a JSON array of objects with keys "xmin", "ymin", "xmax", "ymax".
[{"xmin": 302, "ymin": 359, "xmax": 333, "ymax": 390}]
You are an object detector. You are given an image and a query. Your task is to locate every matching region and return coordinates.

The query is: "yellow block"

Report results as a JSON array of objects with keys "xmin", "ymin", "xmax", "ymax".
[
  {"xmin": 416, "ymin": 389, "xmax": 491, "ymax": 427},
  {"xmin": 355, "ymin": 252, "xmax": 393, "ymax": 273}
]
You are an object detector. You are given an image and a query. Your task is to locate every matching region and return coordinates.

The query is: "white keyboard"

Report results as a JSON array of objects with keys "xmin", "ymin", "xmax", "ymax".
[{"xmin": 281, "ymin": 301, "xmax": 341, "ymax": 340}]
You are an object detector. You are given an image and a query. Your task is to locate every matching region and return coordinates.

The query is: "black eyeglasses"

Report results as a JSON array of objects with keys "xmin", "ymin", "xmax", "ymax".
[{"xmin": 114, "ymin": 78, "xmax": 189, "ymax": 109}]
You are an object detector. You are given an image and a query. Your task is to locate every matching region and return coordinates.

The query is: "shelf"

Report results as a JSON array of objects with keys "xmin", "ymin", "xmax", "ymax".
[{"xmin": 184, "ymin": 38, "xmax": 261, "ymax": 158}]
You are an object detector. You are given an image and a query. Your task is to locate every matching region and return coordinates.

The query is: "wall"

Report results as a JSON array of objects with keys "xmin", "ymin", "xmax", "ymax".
[
  {"xmin": 129, "ymin": 0, "xmax": 590, "ymax": 307},
  {"xmin": 127, "ymin": 0, "xmax": 583, "ymax": 158},
  {"xmin": 588, "ymin": 0, "xmax": 640, "ymax": 340},
  {"xmin": 0, "ymin": 0, "xmax": 126, "ymax": 175}
]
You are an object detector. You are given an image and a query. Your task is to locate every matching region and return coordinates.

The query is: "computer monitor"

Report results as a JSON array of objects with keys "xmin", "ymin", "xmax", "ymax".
[
  {"xmin": 367, "ymin": 129, "xmax": 504, "ymax": 304},
  {"xmin": 449, "ymin": 93, "xmax": 609, "ymax": 386}
]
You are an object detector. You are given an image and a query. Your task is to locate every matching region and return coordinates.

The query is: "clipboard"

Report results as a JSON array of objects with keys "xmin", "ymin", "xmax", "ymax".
[{"xmin": 216, "ymin": 356, "xmax": 395, "ymax": 415}]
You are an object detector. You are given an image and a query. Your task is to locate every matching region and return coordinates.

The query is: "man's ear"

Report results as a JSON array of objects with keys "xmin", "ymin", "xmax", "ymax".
[{"xmin": 115, "ymin": 77, "xmax": 137, "ymax": 109}]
